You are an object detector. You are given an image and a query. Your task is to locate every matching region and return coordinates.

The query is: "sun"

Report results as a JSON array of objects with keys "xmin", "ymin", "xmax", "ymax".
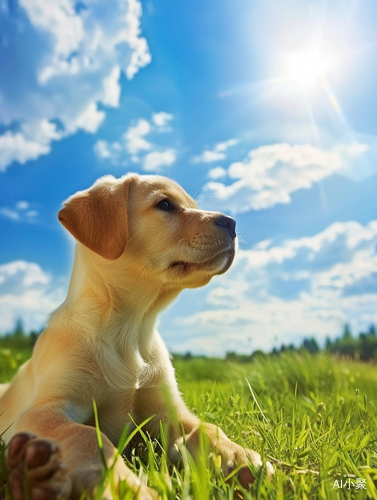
[{"xmin": 284, "ymin": 50, "xmax": 329, "ymax": 86}]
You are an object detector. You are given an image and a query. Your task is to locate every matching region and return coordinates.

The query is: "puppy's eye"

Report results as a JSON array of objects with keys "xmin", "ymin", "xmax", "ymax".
[{"xmin": 156, "ymin": 199, "xmax": 173, "ymax": 211}]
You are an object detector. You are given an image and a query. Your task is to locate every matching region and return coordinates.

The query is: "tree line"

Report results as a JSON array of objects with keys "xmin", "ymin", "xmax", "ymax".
[
  {"xmin": 224, "ymin": 323, "xmax": 377, "ymax": 362},
  {"xmin": 1, "ymin": 320, "xmax": 377, "ymax": 362},
  {"xmin": 0, "ymin": 319, "xmax": 41, "ymax": 350}
]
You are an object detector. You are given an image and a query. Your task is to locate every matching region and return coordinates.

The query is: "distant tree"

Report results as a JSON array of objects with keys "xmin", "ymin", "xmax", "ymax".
[
  {"xmin": 358, "ymin": 330, "xmax": 377, "ymax": 361},
  {"xmin": 325, "ymin": 337, "xmax": 332, "ymax": 352},
  {"xmin": 342, "ymin": 323, "xmax": 353, "ymax": 339},
  {"xmin": 30, "ymin": 330, "xmax": 40, "ymax": 348},
  {"xmin": 369, "ymin": 324, "xmax": 376, "ymax": 337},
  {"xmin": 251, "ymin": 350, "xmax": 266, "ymax": 361},
  {"xmin": 302, "ymin": 337, "xmax": 319, "ymax": 354},
  {"xmin": 225, "ymin": 351, "xmax": 237, "ymax": 361},
  {"xmin": 333, "ymin": 335, "xmax": 358, "ymax": 358},
  {"xmin": 12, "ymin": 318, "xmax": 25, "ymax": 338},
  {"xmin": 0, "ymin": 319, "xmax": 42, "ymax": 350}
]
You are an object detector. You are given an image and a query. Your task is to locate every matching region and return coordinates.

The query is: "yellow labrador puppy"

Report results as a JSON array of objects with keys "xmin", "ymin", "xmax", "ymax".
[{"xmin": 0, "ymin": 174, "xmax": 273, "ymax": 499}]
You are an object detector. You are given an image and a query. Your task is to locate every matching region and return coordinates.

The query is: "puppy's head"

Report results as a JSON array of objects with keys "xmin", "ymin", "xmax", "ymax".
[{"xmin": 59, "ymin": 174, "xmax": 236, "ymax": 289}]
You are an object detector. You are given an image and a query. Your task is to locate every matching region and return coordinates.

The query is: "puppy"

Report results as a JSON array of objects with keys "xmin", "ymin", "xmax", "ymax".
[{"xmin": 0, "ymin": 174, "xmax": 273, "ymax": 499}]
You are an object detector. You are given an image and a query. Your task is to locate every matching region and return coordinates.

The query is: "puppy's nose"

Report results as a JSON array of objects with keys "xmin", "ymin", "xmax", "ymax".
[{"xmin": 215, "ymin": 215, "xmax": 236, "ymax": 239}]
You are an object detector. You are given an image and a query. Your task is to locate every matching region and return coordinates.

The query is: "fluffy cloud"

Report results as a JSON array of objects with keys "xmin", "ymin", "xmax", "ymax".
[
  {"xmin": 238, "ymin": 221, "xmax": 377, "ymax": 297},
  {"xmin": 142, "ymin": 149, "xmax": 176, "ymax": 172},
  {"xmin": 0, "ymin": 122, "xmax": 60, "ymax": 172},
  {"xmin": 0, "ymin": 132, "xmax": 49, "ymax": 172},
  {"xmin": 151, "ymin": 112, "xmax": 173, "ymax": 129},
  {"xmin": 102, "ymin": 66, "xmax": 122, "ymax": 107},
  {"xmin": 124, "ymin": 119, "xmax": 152, "ymax": 154},
  {"xmin": 94, "ymin": 140, "xmax": 122, "ymax": 163},
  {"xmin": 0, "ymin": 0, "xmax": 151, "ymax": 171},
  {"xmin": 207, "ymin": 166, "xmax": 227, "ymax": 180},
  {"xmin": 94, "ymin": 112, "xmax": 177, "ymax": 171},
  {"xmin": 0, "ymin": 261, "xmax": 66, "ymax": 333},
  {"xmin": 0, "ymin": 200, "xmax": 38, "ymax": 222},
  {"xmin": 202, "ymin": 143, "xmax": 369, "ymax": 213},
  {"xmin": 168, "ymin": 221, "xmax": 377, "ymax": 355},
  {"xmin": 192, "ymin": 138, "xmax": 239, "ymax": 164}
]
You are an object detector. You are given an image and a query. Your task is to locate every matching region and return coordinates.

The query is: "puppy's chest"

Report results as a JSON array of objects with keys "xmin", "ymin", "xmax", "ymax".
[
  {"xmin": 98, "ymin": 345, "xmax": 152, "ymax": 392},
  {"xmin": 63, "ymin": 343, "xmax": 156, "ymax": 442},
  {"xmin": 92, "ymin": 356, "xmax": 155, "ymax": 443}
]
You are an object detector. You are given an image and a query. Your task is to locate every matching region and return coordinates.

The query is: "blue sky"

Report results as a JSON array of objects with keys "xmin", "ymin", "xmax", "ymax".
[{"xmin": 1, "ymin": 0, "xmax": 377, "ymax": 355}]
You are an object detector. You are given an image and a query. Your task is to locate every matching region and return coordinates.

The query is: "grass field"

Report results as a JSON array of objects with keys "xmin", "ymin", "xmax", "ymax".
[{"xmin": 1, "ymin": 347, "xmax": 377, "ymax": 499}]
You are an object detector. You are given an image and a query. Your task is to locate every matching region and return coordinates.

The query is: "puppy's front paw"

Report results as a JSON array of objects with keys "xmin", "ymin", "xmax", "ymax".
[
  {"xmin": 222, "ymin": 445, "xmax": 274, "ymax": 488},
  {"xmin": 183, "ymin": 423, "xmax": 274, "ymax": 489},
  {"xmin": 7, "ymin": 433, "xmax": 72, "ymax": 500}
]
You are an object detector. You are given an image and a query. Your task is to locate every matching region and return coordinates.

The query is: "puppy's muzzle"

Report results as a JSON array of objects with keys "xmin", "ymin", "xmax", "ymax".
[{"xmin": 215, "ymin": 215, "xmax": 236, "ymax": 239}]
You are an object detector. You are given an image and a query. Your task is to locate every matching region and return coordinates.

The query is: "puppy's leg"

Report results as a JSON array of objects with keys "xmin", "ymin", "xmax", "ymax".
[
  {"xmin": 179, "ymin": 421, "xmax": 274, "ymax": 486},
  {"xmin": 133, "ymin": 369, "xmax": 273, "ymax": 489},
  {"xmin": 0, "ymin": 383, "xmax": 9, "ymax": 398},
  {"xmin": 8, "ymin": 406, "xmax": 157, "ymax": 500}
]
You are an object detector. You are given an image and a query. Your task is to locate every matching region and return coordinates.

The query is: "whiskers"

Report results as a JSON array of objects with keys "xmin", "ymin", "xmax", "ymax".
[
  {"xmin": 194, "ymin": 189, "xmax": 221, "ymax": 206},
  {"xmin": 215, "ymin": 247, "xmax": 247, "ymax": 284},
  {"xmin": 236, "ymin": 231, "xmax": 247, "ymax": 247},
  {"xmin": 233, "ymin": 254, "xmax": 248, "ymax": 272},
  {"xmin": 177, "ymin": 238, "xmax": 189, "ymax": 247}
]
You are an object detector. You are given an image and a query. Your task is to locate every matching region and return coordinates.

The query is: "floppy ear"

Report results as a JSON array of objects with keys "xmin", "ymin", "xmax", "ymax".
[{"xmin": 58, "ymin": 175, "xmax": 136, "ymax": 260}]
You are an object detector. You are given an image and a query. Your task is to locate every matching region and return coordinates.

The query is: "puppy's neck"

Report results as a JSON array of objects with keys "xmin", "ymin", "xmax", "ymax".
[{"xmin": 57, "ymin": 244, "xmax": 180, "ymax": 340}]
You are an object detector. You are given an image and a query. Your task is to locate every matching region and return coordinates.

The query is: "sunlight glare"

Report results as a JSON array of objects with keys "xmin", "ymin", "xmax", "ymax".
[{"xmin": 285, "ymin": 51, "xmax": 329, "ymax": 86}]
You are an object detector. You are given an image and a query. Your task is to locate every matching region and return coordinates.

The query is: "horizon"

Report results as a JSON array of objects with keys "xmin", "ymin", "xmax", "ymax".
[{"xmin": 1, "ymin": 0, "xmax": 377, "ymax": 356}]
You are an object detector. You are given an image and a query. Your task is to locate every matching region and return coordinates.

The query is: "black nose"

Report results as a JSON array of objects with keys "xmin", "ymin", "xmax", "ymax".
[{"xmin": 215, "ymin": 215, "xmax": 236, "ymax": 238}]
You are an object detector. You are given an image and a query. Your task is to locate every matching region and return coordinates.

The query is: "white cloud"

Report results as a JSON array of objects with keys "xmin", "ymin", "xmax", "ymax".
[
  {"xmin": 201, "ymin": 143, "xmax": 369, "ymax": 213},
  {"xmin": 94, "ymin": 140, "xmax": 113, "ymax": 160},
  {"xmin": 208, "ymin": 166, "xmax": 227, "ymax": 180},
  {"xmin": 0, "ymin": 131, "xmax": 51, "ymax": 172},
  {"xmin": 16, "ymin": 201, "xmax": 29, "ymax": 210},
  {"xmin": 228, "ymin": 124, "xmax": 377, "ymax": 183},
  {"xmin": 26, "ymin": 211, "xmax": 38, "ymax": 218},
  {"xmin": 123, "ymin": 119, "xmax": 152, "ymax": 154},
  {"xmin": 20, "ymin": 0, "xmax": 84, "ymax": 66},
  {"xmin": 0, "ymin": 261, "xmax": 49, "ymax": 286},
  {"xmin": 152, "ymin": 112, "xmax": 174, "ymax": 129},
  {"xmin": 198, "ymin": 150, "xmax": 226, "ymax": 163},
  {"xmin": 94, "ymin": 140, "xmax": 122, "ymax": 164},
  {"xmin": 142, "ymin": 149, "xmax": 176, "ymax": 172},
  {"xmin": 0, "ymin": 120, "xmax": 64, "ymax": 171},
  {"xmin": 166, "ymin": 221, "xmax": 377, "ymax": 355},
  {"xmin": 0, "ymin": 208, "xmax": 20, "ymax": 221},
  {"xmin": 215, "ymin": 139, "xmax": 239, "ymax": 152},
  {"xmin": 123, "ymin": 0, "xmax": 152, "ymax": 79},
  {"xmin": 0, "ymin": 201, "xmax": 38, "ymax": 222},
  {"xmin": 0, "ymin": 0, "xmax": 151, "ymax": 171},
  {"xmin": 69, "ymin": 102, "xmax": 105, "ymax": 134},
  {"xmin": 102, "ymin": 66, "xmax": 121, "ymax": 107},
  {"xmin": 0, "ymin": 261, "xmax": 66, "ymax": 333},
  {"xmin": 94, "ymin": 112, "xmax": 177, "ymax": 171},
  {"xmin": 193, "ymin": 138, "xmax": 239, "ymax": 164}
]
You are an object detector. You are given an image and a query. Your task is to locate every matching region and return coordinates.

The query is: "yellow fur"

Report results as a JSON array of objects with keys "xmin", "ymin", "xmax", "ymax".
[{"xmin": 1, "ymin": 174, "xmax": 272, "ymax": 500}]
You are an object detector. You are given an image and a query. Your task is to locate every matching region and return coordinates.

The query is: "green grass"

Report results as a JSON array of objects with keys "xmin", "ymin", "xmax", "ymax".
[{"xmin": 1, "ymin": 348, "xmax": 377, "ymax": 498}]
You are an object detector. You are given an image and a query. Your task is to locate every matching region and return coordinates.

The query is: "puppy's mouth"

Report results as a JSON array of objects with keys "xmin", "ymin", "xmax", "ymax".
[
  {"xmin": 169, "ymin": 261, "xmax": 194, "ymax": 271},
  {"xmin": 168, "ymin": 248, "xmax": 235, "ymax": 276}
]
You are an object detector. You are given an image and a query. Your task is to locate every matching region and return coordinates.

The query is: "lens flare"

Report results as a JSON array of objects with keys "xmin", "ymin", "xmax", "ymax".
[{"xmin": 285, "ymin": 51, "xmax": 329, "ymax": 85}]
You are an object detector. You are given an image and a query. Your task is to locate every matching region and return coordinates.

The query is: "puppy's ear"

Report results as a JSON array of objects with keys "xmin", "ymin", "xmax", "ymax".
[{"xmin": 58, "ymin": 175, "xmax": 136, "ymax": 260}]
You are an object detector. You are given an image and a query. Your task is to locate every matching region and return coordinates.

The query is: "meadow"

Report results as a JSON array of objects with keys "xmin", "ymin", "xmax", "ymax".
[{"xmin": 1, "ymin": 346, "xmax": 377, "ymax": 499}]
